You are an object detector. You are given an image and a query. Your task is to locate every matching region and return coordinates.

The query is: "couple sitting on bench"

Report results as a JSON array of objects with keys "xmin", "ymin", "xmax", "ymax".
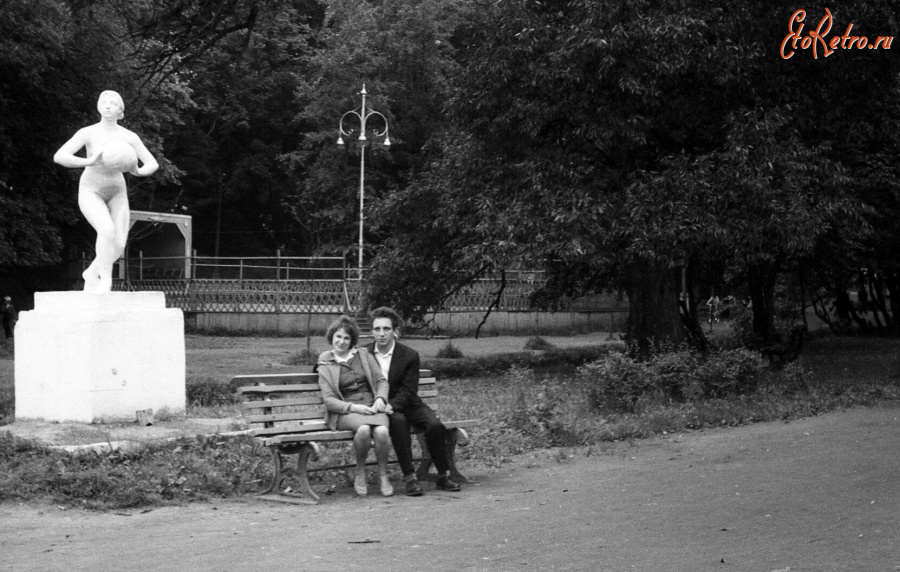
[{"xmin": 316, "ymin": 306, "xmax": 463, "ymax": 498}]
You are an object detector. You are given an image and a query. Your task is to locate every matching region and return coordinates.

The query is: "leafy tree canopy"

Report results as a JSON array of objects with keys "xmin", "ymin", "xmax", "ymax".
[{"xmin": 370, "ymin": 0, "xmax": 898, "ymax": 346}]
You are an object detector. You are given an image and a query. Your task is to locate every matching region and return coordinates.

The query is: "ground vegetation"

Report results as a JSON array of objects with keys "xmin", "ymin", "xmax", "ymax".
[{"xmin": 1, "ymin": 334, "xmax": 898, "ymax": 509}]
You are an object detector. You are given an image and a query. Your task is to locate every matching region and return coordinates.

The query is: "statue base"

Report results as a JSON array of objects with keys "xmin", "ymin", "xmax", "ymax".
[{"xmin": 14, "ymin": 291, "xmax": 185, "ymax": 423}]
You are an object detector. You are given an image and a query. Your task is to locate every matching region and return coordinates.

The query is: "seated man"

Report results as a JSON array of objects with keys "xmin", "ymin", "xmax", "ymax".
[{"xmin": 366, "ymin": 306, "xmax": 462, "ymax": 496}]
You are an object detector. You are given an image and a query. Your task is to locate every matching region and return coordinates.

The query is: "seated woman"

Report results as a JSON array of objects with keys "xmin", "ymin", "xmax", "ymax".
[
  {"xmin": 317, "ymin": 315, "xmax": 393, "ymax": 497},
  {"xmin": 53, "ymin": 90, "xmax": 158, "ymax": 294}
]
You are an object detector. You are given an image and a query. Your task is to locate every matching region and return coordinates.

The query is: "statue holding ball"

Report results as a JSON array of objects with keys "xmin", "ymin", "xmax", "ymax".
[{"xmin": 53, "ymin": 90, "xmax": 158, "ymax": 294}]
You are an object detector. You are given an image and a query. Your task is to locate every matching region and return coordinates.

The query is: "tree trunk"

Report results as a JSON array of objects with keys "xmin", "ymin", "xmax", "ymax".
[
  {"xmin": 679, "ymin": 261, "xmax": 709, "ymax": 352},
  {"xmin": 624, "ymin": 257, "xmax": 686, "ymax": 355},
  {"xmin": 747, "ymin": 261, "xmax": 779, "ymax": 344},
  {"xmin": 885, "ymin": 268, "xmax": 899, "ymax": 337}
]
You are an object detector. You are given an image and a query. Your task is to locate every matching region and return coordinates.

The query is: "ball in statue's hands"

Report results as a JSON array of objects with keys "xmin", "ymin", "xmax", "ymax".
[{"xmin": 100, "ymin": 140, "xmax": 138, "ymax": 173}]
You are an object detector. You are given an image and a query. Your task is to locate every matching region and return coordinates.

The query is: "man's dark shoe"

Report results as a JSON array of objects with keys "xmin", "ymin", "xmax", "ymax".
[
  {"xmin": 405, "ymin": 479, "xmax": 424, "ymax": 497},
  {"xmin": 436, "ymin": 475, "xmax": 461, "ymax": 492}
]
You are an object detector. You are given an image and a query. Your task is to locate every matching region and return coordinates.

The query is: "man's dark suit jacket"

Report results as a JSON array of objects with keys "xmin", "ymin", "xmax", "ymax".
[{"xmin": 366, "ymin": 341, "xmax": 422, "ymax": 413}]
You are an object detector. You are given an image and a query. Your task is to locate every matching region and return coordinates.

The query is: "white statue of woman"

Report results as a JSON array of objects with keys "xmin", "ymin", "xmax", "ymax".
[{"xmin": 53, "ymin": 91, "xmax": 159, "ymax": 294}]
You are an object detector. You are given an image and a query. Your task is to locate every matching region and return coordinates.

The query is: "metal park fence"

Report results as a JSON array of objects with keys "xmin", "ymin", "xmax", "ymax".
[
  {"xmin": 437, "ymin": 271, "xmax": 545, "ymax": 311},
  {"xmin": 98, "ymin": 257, "xmax": 617, "ymax": 315},
  {"xmin": 114, "ymin": 278, "xmax": 356, "ymax": 313},
  {"xmin": 103, "ymin": 255, "xmax": 356, "ymax": 313},
  {"xmin": 117, "ymin": 255, "xmax": 348, "ymax": 282}
]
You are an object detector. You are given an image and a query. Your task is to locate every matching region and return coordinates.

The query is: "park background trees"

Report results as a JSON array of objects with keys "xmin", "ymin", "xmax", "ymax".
[{"xmin": 1, "ymin": 0, "xmax": 899, "ymax": 349}]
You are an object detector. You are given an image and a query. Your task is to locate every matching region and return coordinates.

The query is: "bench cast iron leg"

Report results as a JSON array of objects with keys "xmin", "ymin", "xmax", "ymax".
[
  {"xmin": 295, "ymin": 442, "xmax": 321, "ymax": 503},
  {"xmin": 264, "ymin": 446, "xmax": 288, "ymax": 495},
  {"xmin": 263, "ymin": 443, "xmax": 321, "ymax": 502},
  {"xmin": 447, "ymin": 428, "xmax": 469, "ymax": 484}
]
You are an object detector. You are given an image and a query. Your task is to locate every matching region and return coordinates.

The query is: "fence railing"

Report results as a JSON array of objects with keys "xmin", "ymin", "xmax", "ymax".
[
  {"xmin": 439, "ymin": 271, "xmax": 546, "ymax": 311},
  {"xmin": 102, "ymin": 266, "xmax": 620, "ymax": 313},
  {"xmin": 114, "ymin": 278, "xmax": 352, "ymax": 313},
  {"xmin": 114, "ymin": 255, "xmax": 349, "ymax": 281}
]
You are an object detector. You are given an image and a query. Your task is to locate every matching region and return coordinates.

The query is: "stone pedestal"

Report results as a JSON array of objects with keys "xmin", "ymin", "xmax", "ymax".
[{"xmin": 15, "ymin": 291, "xmax": 185, "ymax": 423}]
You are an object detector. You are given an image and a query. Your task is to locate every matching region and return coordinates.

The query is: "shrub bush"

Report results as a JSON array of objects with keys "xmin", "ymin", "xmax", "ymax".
[
  {"xmin": 718, "ymin": 304, "xmax": 756, "ymax": 349},
  {"xmin": 436, "ymin": 341, "xmax": 465, "ymax": 359},
  {"xmin": 283, "ymin": 348, "xmax": 318, "ymax": 366},
  {"xmin": 578, "ymin": 351, "xmax": 659, "ymax": 413},
  {"xmin": 523, "ymin": 336, "xmax": 556, "ymax": 351},
  {"xmin": 504, "ymin": 366, "xmax": 541, "ymax": 434},
  {"xmin": 423, "ymin": 345, "xmax": 616, "ymax": 378},
  {"xmin": 545, "ymin": 345, "xmax": 616, "ymax": 365},
  {"xmin": 186, "ymin": 377, "xmax": 239, "ymax": 407},
  {"xmin": 578, "ymin": 347, "xmax": 772, "ymax": 413},
  {"xmin": 780, "ymin": 360, "xmax": 813, "ymax": 392},
  {"xmin": 502, "ymin": 366, "xmax": 580, "ymax": 446},
  {"xmin": 0, "ymin": 385, "xmax": 12, "ymax": 426},
  {"xmin": 686, "ymin": 349, "xmax": 768, "ymax": 399},
  {"xmin": 645, "ymin": 348, "xmax": 700, "ymax": 401}
]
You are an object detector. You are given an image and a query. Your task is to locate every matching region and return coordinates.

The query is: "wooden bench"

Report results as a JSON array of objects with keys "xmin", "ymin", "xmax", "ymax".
[{"xmin": 234, "ymin": 369, "xmax": 479, "ymax": 503}]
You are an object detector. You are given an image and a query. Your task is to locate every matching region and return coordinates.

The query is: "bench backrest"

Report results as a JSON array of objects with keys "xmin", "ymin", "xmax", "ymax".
[{"xmin": 234, "ymin": 370, "xmax": 436, "ymax": 437}]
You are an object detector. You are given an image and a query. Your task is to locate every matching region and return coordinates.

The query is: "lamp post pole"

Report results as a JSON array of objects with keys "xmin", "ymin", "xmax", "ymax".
[{"xmin": 337, "ymin": 84, "xmax": 390, "ymax": 282}]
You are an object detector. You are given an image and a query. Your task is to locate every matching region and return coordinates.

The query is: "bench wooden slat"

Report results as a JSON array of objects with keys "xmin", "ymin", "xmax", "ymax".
[
  {"xmin": 247, "ymin": 398, "xmax": 439, "ymax": 411},
  {"xmin": 247, "ymin": 411, "xmax": 326, "ymax": 424},
  {"xmin": 253, "ymin": 418, "xmax": 478, "ymax": 443},
  {"xmin": 252, "ymin": 422, "xmax": 328, "ymax": 437},
  {"xmin": 249, "ymin": 405, "xmax": 446, "ymax": 423},
  {"xmin": 239, "ymin": 384, "xmax": 321, "ymax": 394},
  {"xmin": 235, "ymin": 369, "xmax": 433, "ymax": 385},
  {"xmin": 232, "ymin": 373, "xmax": 319, "ymax": 385},
  {"xmin": 242, "ymin": 396, "xmax": 323, "ymax": 409},
  {"xmin": 268, "ymin": 430, "xmax": 356, "ymax": 445},
  {"xmin": 441, "ymin": 419, "xmax": 480, "ymax": 429}
]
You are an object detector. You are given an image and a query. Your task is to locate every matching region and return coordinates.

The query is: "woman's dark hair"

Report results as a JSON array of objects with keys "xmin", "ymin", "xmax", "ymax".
[{"xmin": 325, "ymin": 315, "xmax": 360, "ymax": 346}]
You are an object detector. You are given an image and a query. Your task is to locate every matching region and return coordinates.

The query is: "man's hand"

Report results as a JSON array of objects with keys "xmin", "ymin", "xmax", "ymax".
[{"xmin": 384, "ymin": 403, "xmax": 394, "ymax": 414}]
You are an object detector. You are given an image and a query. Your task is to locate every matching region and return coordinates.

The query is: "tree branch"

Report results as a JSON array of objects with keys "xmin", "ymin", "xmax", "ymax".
[{"xmin": 475, "ymin": 269, "xmax": 506, "ymax": 339}]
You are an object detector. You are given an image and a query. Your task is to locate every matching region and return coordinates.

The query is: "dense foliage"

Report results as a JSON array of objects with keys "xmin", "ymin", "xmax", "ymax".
[
  {"xmin": 371, "ymin": 1, "xmax": 900, "ymax": 348},
  {"xmin": 2, "ymin": 0, "xmax": 899, "ymax": 347}
]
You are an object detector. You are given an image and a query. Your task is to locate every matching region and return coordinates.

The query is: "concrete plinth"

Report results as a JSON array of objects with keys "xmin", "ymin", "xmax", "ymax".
[{"xmin": 15, "ymin": 291, "xmax": 185, "ymax": 423}]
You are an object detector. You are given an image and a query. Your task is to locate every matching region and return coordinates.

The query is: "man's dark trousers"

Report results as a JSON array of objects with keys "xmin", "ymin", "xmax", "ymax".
[
  {"xmin": 389, "ymin": 403, "xmax": 450, "ymax": 475},
  {"xmin": 367, "ymin": 341, "xmax": 451, "ymax": 475}
]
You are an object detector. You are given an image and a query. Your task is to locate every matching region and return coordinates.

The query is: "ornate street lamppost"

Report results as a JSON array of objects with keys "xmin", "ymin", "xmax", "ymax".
[{"xmin": 337, "ymin": 84, "xmax": 390, "ymax": 281}]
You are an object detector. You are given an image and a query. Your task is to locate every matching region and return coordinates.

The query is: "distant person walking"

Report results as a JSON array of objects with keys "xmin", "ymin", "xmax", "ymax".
[
  {"xmin": 706, "ymin": 295, "xmax": 721, "ymax": 324},
  {"xmin": 1, "ymin": 296, "xmax": 17, "ymax": 338}
]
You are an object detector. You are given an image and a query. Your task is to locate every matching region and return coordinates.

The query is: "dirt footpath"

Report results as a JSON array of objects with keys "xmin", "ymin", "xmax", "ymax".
[{"xmin": 2, "ymin": 405, "xmax": 899, "ymax": 572}]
